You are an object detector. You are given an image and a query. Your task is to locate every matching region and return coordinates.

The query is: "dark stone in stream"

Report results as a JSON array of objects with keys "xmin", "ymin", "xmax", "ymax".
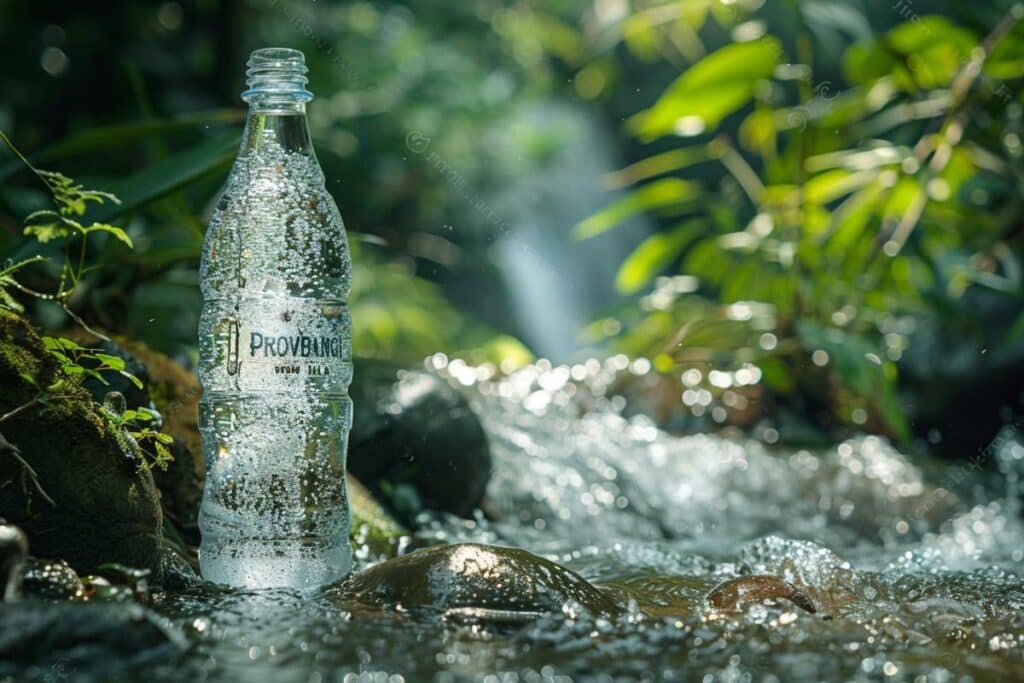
[
  {"xmin": 0, "ymin": 602, "xmax": 183, "ymax": 674},
  {"xmin": 0, "ymin": 311, "xmax": 164, "ymax": 576},
  {"xmin": 348, "ymin": 363, "xmax": 492, "ymax": 520},
  {"xmin": 20, "ymin": 558, "xmax": 86, "ymax": 601},
  {"xmin": 335, "ymin": 543, "xmax": 620, "ymax": 623}
]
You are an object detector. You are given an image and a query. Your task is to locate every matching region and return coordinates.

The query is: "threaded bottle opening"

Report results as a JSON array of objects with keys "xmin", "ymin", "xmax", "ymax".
[{"xmin": 242, "ymin": 47, "xmax": 313, "ymax": 104}]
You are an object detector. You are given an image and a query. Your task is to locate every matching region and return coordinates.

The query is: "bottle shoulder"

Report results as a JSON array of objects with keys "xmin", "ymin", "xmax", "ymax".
[{"xmin": 201, "ymin": 149, "xmax": 351, "ymax": 298}]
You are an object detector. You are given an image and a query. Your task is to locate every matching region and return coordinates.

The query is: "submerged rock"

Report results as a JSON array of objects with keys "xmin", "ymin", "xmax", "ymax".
[
  {"xmin": 348, "ymin": 363, "xmax": 492, "ymax": 519},
  {"xmin": 337, "ymin": 543, "xmax": 620, "ymax": 623},
  {"xmin": 0, "ymin": 311, "xmax": 163, "ymax": 576},
  {"xmin": 706, "ymin": 575, "xmax": 817, "ymax": 614}
]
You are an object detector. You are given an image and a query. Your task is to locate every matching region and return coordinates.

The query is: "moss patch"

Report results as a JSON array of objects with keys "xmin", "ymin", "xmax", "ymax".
[{"xmin": 0, "ymin": 312, "xmax": 163, "ymax": 575}]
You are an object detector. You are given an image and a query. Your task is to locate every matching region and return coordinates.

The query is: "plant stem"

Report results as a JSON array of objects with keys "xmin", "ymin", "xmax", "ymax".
[{"xmin": 0, "ymin": 396, "xmax": 39, "ymax": 423}]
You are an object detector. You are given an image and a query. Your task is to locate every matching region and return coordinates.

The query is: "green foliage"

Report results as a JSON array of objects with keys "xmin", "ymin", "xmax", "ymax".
[
  {"xmin": 0, "ymin": 132, "xmax": 133, "ymax": 315},
  {"xmin": 42, "ymin": 336, "xmax": 143, "ymax": 391},
  {"xmin": 583, "ymin": 3, "xmax": 1024, "ymax": 443},
  {"xmin": 41, "ymin": 336, "xmax": 173, "ymax": 471},
  {"xmin": 629, "ymin": 38, "xmax": 783, "ymax": 140},
  {"xmin": 101, "ymin": 404, "xmax": 175, "ymax": 473}
]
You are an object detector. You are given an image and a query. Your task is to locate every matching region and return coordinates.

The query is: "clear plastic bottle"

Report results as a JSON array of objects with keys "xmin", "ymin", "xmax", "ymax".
[{"xmin": 198, "ymin": 48, "xmax": 353, "ymax": 589}]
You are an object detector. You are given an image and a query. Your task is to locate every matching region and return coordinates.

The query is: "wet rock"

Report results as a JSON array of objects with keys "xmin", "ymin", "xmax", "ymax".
[
  {"xmin": 337, "ymin": 543, "xmax": 620, "ymax": 622},
  {"xmin": 348, "ymin": 362, "xmax": 492, "ymax": 519},
  {"xmin": 94, "ymin": 563, "xmax": 152, "ymax": 602},
  {"xmin": 0, "ymin": 602, "xmax": 183, "ymax": 675},
  {"xmin": 0, "ymin": 311, "xmax": 163, "ymax": 575},
  {"xmin": 20, "ymin": 558, "xmax": 85, "ymax": 601},
  {"xmin": 0, "ymin": 520, "xmax": 28, "ymax": 601},
  {"xmin": 159, "ymin": 543, "xmax": 201, "ymax": 591},
  {"xmin": 705, "ymin": 575, "xmax": 817, "ymax": 614}
]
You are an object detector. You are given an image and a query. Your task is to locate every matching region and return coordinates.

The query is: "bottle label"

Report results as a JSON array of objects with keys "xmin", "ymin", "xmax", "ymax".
[{"xmin": 200, "ymin": 297, "xmax": 352, "ymax": 392}]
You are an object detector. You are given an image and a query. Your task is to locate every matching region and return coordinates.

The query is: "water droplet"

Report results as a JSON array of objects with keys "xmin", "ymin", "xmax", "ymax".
[{"xmin": 103, "ymin": 391, "xmax": 126, "ymax": 416}]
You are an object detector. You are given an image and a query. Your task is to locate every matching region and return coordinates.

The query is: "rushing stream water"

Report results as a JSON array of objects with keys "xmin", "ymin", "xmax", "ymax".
[{"xmin": 16, "ymin": 357, "xmax": 1024, "ymax": 681}]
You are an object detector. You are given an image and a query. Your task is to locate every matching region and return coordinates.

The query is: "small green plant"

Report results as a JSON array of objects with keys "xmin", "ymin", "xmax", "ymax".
[
  {"xmin": 42, "ymin": 336, "xmax": 143, "ymax": 390},
  {"xmin": 43, "ymin": 336, "xmax": 174, "ymax": 471},
  {"xmin": 0, "ymin": 131, "xmax": 131, "ymax": 330},
  {"xmin": 0, "ymin": 134, "xmax": 171, "ymax": 479},
  {"xmin": 101, "ymin": 404, "xmax": 175, "ymax": 472}
]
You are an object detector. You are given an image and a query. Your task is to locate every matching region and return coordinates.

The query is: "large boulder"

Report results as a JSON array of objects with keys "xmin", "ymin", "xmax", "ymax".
[
  {"xmin": 336, "ymin": 543, "xmax": 620, "ymax": 623},
  {"xmin": 0, "ymin": 311, "xmax": 163, "ymax": 575},
  {"xmin": 348, "ymin": 363, "xmax": 492, "ymax": 520}
]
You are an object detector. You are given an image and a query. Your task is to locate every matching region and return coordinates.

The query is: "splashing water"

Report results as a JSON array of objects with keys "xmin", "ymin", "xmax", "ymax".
[{"xmin": 31, "ymin": 358, "xmax": 1024, "ymax": 680}]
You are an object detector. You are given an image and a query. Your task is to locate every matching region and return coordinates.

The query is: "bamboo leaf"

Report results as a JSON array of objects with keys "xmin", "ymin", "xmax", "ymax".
[
  {"xmin": 615, "ymin": 221, "xmax": 703, "ymax": 294},
  {"xmin": 84, "ymin": 132, "xmax": 241, "ymax": 224},
  {"xmin": 573, "ymin": 178, "xmax": 701, "ymax": 240},
  {"xmin": 628, "ymin": 38, "xmax": 782, "ymax": 140}
]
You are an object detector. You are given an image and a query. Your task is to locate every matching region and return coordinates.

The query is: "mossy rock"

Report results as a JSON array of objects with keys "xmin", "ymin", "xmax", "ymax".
[
  {"xmin": 0, "ymin": 311, "xmax": 163, "ymax": 575},
  {"xmin": 116, "ymin": 339, "xmax": 203, "ymax": 534},
  {"xmin": 66, "ymin": 331, "xmax": 204, "ymax": 534}
]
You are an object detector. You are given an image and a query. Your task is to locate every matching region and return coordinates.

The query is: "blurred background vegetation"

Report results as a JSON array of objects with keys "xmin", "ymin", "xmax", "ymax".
[{"xmin": 1, "ymin": 0, "xmax": 1022, "ymax": 461}]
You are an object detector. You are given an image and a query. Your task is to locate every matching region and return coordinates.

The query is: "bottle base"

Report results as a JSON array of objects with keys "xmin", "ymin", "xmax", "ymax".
[{"xmin": 199, "ymin": 538, "xmax": 352, "ymax": 590}]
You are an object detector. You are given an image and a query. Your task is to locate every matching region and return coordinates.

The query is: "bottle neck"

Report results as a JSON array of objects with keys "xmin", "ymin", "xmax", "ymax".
[
  {"xmin": 239, "ymin": 47, "xmax": 314, "ymax": 156},
  {"xmin": 240, "ymin": 105, "xmax": 314, "ymax": 156}
]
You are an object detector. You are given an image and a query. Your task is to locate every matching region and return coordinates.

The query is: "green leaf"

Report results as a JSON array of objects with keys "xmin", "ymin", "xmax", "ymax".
[
  {"xmin": 615, "ymin": 221, "xmax": 703, "ymax": 294},
  {"xmin": 622, "ymin": 13, "xmax": 664, "ymax": 62},
  {"xmin": 57, "ymin": 337, "xmax": 86, "ymax": 351},
  {"xmin": 573, "ymin": 178, "xmax": 701, "ymax": 240},
  {"xmin": 804, "ymin": 169, "xmax": 874, "ymax": 205},
  {"xmin": 24, "ymin": 219, "xmax": 75, "ymax": 243},
  {"xmin": 842, "ymin": 16, "xmax": 976, "ymax": 91},
  {"xmin": 83, "ymin": 223, "xmax": 134, "ymax": 249},
  {"xmin": 81, "ymin": 367, "xmax": 108, "ymax": 384},
  {"xmin": 119, "ymin": 370, "xmax": 144, "ymax": 390},
  {"xmin": 84, "ymin": 132, "xmax": 241, "ymax": 224},
  {"xmin": 629, "ymin": 38, "xmax": 782, "ymax": 140},
  {"xmin": 603, "ymin": 148, "xmax": 710, "ymax": 190},
  {"xmin": 0, "ymin": 110, "xmax": 245, "ymax": 184},
  {"xmin": 93, "ymin": 353, "xmax": 126, "ymax": 371}
]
